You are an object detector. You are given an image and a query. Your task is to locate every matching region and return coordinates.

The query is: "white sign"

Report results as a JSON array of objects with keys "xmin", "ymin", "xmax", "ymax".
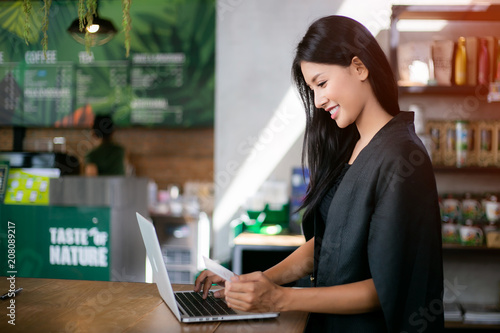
[{"xmin": 48, "ymin": 227, "xmax": 109, "ymax": 267}]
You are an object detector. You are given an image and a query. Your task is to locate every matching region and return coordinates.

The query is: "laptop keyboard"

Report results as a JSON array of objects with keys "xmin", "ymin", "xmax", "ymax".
[{"xmin": 175, "ymin": 292, "xmax": 237, "ymax": 317}]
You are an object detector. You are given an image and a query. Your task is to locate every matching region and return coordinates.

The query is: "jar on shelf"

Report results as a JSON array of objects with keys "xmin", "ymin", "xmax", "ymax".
[
  {"xmin": 467, "ymin": 121, "xmax": 479, "ymax": 167},
  {"xmin": 478, "ymin": 121, "xmax": 495, "ymax": 167},
  {"xmin": 485, "ymin": 223, "xmax": 500, "ymax": 248},
  {"xmin": 461, "ymin": 193, "xmax": 481, "ymax": 221},
  {"xmin": 443, "ymin": 121, "xmax": 457, "ymax": 166},
  {"xmin": 495, "ymin": 120, "xmax": 500, "ymax": 167},
  {"xmin": 442, "ymin": 216, "xmax": 460, "ymax": 244},
  {"xmin": 459, "ymin": 219, "xmax": 484, "ymax": 246},
  {"xmin": 442, "ymin": 194, "xmax": 462, "ymax": 222},
  {"xmin": 425, "ymin": 120, "xmax": 444, "ymax": 165},
  {"xmin": 485, "ymin": 195, "xmax": 500, "ymax": 224}
]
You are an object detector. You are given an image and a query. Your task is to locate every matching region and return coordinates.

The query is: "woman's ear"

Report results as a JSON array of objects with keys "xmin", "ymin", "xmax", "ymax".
[{"xmin": 351, "ymin": 56, "xmax": 369, "ymax": 81}]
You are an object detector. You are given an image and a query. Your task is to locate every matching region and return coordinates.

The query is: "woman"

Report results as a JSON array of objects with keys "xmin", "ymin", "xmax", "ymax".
[{"xmin": 195, "ymin": 15, "xmax": 444, "ymax": 332}]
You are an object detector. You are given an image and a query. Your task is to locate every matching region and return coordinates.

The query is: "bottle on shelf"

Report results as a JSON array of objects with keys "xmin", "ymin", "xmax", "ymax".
[
  {"xmin": 488, "ymin": 40, "xmax": 500, "ymax": 102},
  {"xmin": 454, "ymin": 36, "xmax": 467, "ymax": 86},
  {"xmin": 455, "ymin": 120, "xmax": 469, "ymax": 168},
  {"xmin": 496, "ymin": 39, "xmax": 500, "ymax": 82},
  {"xmin": 478, "ymin": 38, "xmax": 490, "ymax": 86},
  {"xmin": 432, "ymin": 39, "xmax": 454, "ymax": 86}
]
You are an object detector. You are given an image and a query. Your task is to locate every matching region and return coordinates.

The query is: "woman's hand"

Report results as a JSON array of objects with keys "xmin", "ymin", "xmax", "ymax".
[
  {"xmin": 194, "ymin": 270, "xmax": 227, "ymax": 299},
  {"xmin": 224, "ymin": 271, "xmax": 287, "ymax": 313}
]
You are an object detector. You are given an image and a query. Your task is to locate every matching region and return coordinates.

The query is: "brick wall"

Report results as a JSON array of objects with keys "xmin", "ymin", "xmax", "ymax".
[
  {"xmin": 0, "ymin": 127, "xmax": 13, "ymax": 151},
  {"xmin": 0, "ymin": 126, "xmax": 214, "ymax": 191}
]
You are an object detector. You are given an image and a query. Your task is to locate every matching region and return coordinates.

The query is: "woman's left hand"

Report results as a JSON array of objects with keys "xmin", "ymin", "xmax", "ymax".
[{"xmin": 224, "ymin": 271, "xmax": 286, "ymax": 312}]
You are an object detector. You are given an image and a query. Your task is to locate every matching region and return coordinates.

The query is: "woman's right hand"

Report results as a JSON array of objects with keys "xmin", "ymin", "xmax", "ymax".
[{"xmin": 194, "ymin": 270, "xmax": 227, "ymax": 299}]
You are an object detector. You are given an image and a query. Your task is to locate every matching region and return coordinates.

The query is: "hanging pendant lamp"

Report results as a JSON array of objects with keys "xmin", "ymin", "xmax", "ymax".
[{"xmin": 67, "ymin": 2, "xmax": 117, "ymax": 46}]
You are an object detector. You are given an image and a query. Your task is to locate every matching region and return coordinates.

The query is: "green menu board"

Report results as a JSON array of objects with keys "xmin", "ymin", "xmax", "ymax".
[{"xmin": 0, "ymin": 0, "xmax": 215, "ymax": 128}]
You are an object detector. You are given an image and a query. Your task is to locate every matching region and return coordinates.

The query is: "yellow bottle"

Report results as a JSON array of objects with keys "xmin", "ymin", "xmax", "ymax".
[{"xmin": 454, "ymin": 37, "xmax": 467, "ymax": 86}]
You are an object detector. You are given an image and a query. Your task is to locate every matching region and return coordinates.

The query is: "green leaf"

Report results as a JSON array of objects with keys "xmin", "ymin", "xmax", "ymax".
[{"xmin": 0, "ymin": 1, "xmax": 43, "ymax": 44}]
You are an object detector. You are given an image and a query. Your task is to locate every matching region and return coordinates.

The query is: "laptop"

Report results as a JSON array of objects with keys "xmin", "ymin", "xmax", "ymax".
[{"xmin": 135, "ymin": 212, "xmax": 280, "ymax": 323}]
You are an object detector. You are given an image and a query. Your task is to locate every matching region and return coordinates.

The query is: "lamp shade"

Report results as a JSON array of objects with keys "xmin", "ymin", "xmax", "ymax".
[{"xmin": 67, "ymin": 14, "xmax": 118, "ymax": 46}]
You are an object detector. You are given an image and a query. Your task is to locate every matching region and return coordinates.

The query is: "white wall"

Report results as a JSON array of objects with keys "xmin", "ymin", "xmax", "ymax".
[{"xmin": 214, "ymin": 0, "xmax": 345, "ymax": 260}]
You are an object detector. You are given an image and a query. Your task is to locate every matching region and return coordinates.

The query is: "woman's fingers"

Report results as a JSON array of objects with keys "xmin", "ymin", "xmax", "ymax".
[
  {"xmin": 213, "ymin": 288, "xmax": 225, "ymax": 298},
  {"xmin": 225, "ymin": 286, "xmax": 276, "ymax": 312},
  {"xmin": 202, "ymin": 276, "xmax": 217, "ymax": 298},
  {"xmin": 223, "ymin": 272, "xmax": 282, "ymax": 312},
  {"xmin": 193, "ymin": 270, "xmax": 226, "ymax": 299},
  {"xmin": 193, "ymin": 270, "xmax": 210, "ymax": 292},
  {"xmin": 226, "ymin": 295, "xmax": 252, "ymax": 312}
]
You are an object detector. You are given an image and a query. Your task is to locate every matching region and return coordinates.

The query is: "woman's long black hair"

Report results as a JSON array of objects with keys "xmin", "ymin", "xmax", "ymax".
[{"xmin": 292, "ymin": 15, "xmax": 400, "ymax": 233}]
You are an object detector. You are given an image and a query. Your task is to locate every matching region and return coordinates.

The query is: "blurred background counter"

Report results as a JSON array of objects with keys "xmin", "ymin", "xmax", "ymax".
[{"xmin": 0, "ymin": 162, "xmax": 149, "ymax": 282}]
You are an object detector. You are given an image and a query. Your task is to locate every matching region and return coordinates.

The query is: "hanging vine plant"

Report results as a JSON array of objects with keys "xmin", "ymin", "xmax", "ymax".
[
  {"xmin": 81, "ymin": 0, "xmax": 97, "ymax": 54},
  {"xmin": 41, "ymin": 0, "xmax": 52, "ymax": 57},
  {"xmin": 122, "ymin": 0, "xmax": 132, "ymax": 57},
  {"xmin": 22, "ymin": 0, "xmax": 32, "ymax": 45},
  {"xmin": 22, "ymin": 0, "xmax": 133, "ymax": 58}
]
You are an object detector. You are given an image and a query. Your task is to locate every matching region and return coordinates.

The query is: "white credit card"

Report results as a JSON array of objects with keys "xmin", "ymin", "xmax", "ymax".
[{"xmin": 203, "ymin": 256, "xmax": 236, "ymax": 281}]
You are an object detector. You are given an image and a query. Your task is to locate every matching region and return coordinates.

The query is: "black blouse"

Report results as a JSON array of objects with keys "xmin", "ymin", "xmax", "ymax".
[
  {"xmin": 303, "ymin": 112, "xmax": 443, "ymax": 333},
  {"xmin": 315, "ymin": 163, "xmax": 351, "ymax": 262},
  {"xmin": 319, "ymin": 163, "xmax": 351, "ymax": 223}
]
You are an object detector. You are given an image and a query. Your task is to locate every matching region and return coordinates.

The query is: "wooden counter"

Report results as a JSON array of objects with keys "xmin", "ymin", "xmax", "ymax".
[{"xmin": 0, "ymin": 277, "xmax": 308, "ymax": 332}]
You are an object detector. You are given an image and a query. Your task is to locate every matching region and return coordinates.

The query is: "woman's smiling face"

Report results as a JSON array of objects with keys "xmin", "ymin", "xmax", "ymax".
[{"xmin": 300, "ymin": 58, "xmax": 369, "ymax": 128}]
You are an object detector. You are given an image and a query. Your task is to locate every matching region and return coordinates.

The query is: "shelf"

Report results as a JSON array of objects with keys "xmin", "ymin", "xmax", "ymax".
[
  {"xmin": 149, "ymin": 212, "xmax": 198, "ymax": 224},
  {"xmin": 443, "ymin": 244, "xmax": 500, "ymax": 252},
  {"xmin": 233, "ymin": 232, "xmax": 306, "ymax": 247},
  {"xmin": 445, "ymin": 320, "xmax": 500, "ymax": 330},
  {"xmin": 392, "ymin": 4, "xmax": 500, "ymax": 22},
  {"xmin": 433, "ymin": 166, "xmax": 500, "ymax": 174},
  {"xmin": 398, "ymin": 85, "xmax": 488, "ymax": 96},
  {"xmin": 389, "ymin": 4, "xmax": 500, "ymax": 85}
]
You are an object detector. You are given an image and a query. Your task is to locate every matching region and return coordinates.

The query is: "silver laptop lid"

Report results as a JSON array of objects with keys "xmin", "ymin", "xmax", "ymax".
[{"xmin": 136, "ymin": 212, "xmax": 182, "ymax": 320}]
